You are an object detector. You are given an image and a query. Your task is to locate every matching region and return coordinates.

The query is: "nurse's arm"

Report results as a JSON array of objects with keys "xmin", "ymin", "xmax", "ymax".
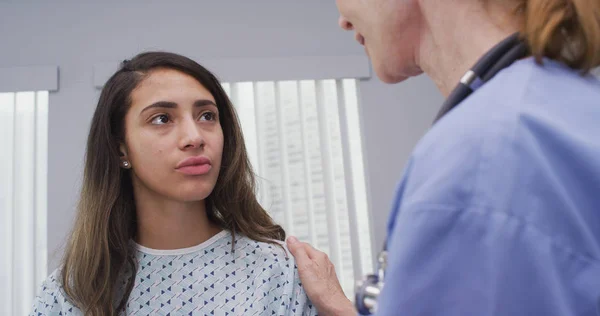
[{"xmin": 375, "ymin": 202, "xmax": 599, "ymax": 315}]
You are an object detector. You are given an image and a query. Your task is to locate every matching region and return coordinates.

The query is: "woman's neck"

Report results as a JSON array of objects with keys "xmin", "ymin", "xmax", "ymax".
[
  {"xmin": 416, "ymin": 0, "xmax": 520, "ymax": 96},
  {"xmin": 132, "ymin": 184, "xmax": 221, "ymax": 250}
]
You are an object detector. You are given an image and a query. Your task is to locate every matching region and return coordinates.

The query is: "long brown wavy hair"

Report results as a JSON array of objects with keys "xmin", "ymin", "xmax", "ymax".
[{"xmin": 60, "ymin": 52, "xmax": 285, "ymax": 315}]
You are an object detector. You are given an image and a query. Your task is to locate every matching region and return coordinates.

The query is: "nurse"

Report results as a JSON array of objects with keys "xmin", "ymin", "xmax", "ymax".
[{"xmin": 286, "ymin": 0, "xmax": 600, "ymax": 315}]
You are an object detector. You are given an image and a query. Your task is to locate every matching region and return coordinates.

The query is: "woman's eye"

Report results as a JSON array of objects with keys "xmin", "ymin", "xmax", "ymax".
[
  {"xmin": 151, "ymin": 114, "xmax": 170, "ymax": 125},
  {"xmin": 200, "ymin": 112, "xmax": 216, "ymax": 121}
]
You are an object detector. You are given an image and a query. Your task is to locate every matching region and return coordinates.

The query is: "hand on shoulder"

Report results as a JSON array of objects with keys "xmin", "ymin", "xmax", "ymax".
[{"xmin": 286, "ymin": 237, "xmax": 356, "ymax": 316}]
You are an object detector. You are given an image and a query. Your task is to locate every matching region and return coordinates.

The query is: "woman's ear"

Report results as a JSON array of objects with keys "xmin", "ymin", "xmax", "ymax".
[
  {"xmin": 119, "ymin": 143, "xmax": 131, "ymax": 169},
  {"xmin": 119, "ymin": 143, "xmax": 128, "ymax": 158}
]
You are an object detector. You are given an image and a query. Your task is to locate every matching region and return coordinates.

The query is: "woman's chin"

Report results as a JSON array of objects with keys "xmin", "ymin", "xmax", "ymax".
[
  {"xmin": 176, "ymin": 191, "xmax": 213, "ymax": 203},
  {"xmin": 160, "ymin": 185, "xmax": 214, "ymax": 203}
]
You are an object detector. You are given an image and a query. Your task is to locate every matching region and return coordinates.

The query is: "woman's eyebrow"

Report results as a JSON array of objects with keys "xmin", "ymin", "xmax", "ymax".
[{"xmin": 140, "ymin": 99, "xmax": 217, "ymax": 115}]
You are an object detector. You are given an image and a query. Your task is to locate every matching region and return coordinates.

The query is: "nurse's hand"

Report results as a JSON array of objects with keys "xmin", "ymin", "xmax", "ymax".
[{"xmin": 286, "ymin": 236, "xmax": 356, "ymax": 316}]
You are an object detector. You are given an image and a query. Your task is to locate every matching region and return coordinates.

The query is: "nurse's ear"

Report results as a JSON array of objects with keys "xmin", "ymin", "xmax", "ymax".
[{"xmin": 119, "ymin": 143, "xmax": 131, "ymax": 169}]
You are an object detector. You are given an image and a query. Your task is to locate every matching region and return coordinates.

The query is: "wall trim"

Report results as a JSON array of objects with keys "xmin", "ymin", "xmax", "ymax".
[{"xmin": 0, "ymin": 65, "xmax": 59, "ymax": 93}]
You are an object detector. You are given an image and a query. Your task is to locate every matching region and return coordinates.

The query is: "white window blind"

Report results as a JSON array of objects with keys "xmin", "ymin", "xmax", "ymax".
[
  {"xmin": 0, "ymin": 91, "xmax": 48, "ymax": 315},
  {"xmin": 222, "ymin": 79, "xmax": 373, "ymax": 297}
]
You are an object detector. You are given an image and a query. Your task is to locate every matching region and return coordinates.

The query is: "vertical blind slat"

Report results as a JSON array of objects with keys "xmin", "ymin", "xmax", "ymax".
[
  {"xmin": 10, "ymin": 92, "xmax": 18, "ymax": 316},
  {"xmin": 31, "ymin": 92, "xmax": 38, "ymax": 298},
  {"xmin": 315, "ymin": 80, "xmax": 343, "ymax": 276},
  {"xmin": 252, "ymin": 82, "xmax": 267, "ymax": 206},
  {"xmin": 335, "ymin": 80, "xmax": 363, "ymax": 281},
  {"xmin": 274, "ymin": 82, "xmax": 294, "ymax": 235},
  {"xmin": 297, "ymin": 82, "xmax": 317, "ymax": 246},
  {"xmin": 35, "ymin": 91, "xmax": 49, "ymax": 290}
]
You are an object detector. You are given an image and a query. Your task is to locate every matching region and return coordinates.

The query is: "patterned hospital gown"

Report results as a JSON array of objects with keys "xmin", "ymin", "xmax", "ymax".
[{"xmin": 31, "ymin": 230, "xmax": 318, "ymax": 315}]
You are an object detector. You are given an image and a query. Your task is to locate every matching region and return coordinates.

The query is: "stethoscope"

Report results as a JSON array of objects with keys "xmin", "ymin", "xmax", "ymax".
[{"xmin": 354, "ymin": 32, "xmax": 529, "ymax": 315}]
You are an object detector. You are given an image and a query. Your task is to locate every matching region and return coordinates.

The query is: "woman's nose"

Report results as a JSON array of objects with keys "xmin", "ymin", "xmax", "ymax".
[
  {"xmin": 179, "ymin": 119, "xmax": 204, "ymax": 150},
  {"xmin": 338, "ymin": 16, "xmax": 354, "ymax": 31}
]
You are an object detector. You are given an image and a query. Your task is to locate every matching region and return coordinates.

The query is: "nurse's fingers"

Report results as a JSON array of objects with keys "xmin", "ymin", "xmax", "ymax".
[
  {"xmin": 288, "ymin": 237, "xmax": 324, "ymax": 259},
  {"xmin": 286, "ymin": 236, "xmax": 354, "ymax": 315},
  {"xmin": 302, "ymin": 241, "xmax": 323, "ymax": 260},
  {"xmin": 287, "ymin": 236, "xmax": 330, "ymax": 266},
  {"xmin": 286, "ymin": 236, "xmax": 311, "ymax": 265}
]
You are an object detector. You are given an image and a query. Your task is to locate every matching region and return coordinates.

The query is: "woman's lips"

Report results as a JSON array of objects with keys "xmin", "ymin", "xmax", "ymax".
[
  {"xmin": 176, "ymin": 164, "xmax": 212, "ymax": 176},
  {"xmin": 175, "ymin": 155, "xmax": 212, "ymax": 175}
]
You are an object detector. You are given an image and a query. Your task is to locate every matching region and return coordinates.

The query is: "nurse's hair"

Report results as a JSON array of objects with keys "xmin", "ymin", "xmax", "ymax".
[
  {"xmin": 60, "ymin": 51, "xmax": 285, "ymax": 315},
  {"xmin": 515, "ymin": 0, "xmax": 600, "ymax": 72}
]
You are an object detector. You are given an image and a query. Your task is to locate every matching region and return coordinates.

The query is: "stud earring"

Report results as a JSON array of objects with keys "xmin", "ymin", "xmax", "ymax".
[{"xmin": 122, "ymin": 161, "xmax": 130, "ymax": 168}]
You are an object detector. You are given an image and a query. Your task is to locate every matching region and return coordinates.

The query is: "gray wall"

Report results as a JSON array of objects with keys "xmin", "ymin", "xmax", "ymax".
[
  {"xmin": 0, "ymin": 1, "xmax": 442, "ymax": 272},
  {"xmin": 359, "ymin": 76, "xmax": 442, "ymax": 252}
]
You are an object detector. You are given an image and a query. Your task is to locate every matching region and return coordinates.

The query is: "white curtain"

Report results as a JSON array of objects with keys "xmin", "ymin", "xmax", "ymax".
[
  {"xmin": 222, "ymin": 79, "xmax": 373, "ymax": 297},
  {"xmin": 0, "ymin": 91, "xmax": 48, "ymax": 316}
]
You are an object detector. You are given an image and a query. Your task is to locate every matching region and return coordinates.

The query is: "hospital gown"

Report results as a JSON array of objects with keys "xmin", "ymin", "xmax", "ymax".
[{"xmin": 31, "ymin": 230, "xmax": 318, "ymax": 315}]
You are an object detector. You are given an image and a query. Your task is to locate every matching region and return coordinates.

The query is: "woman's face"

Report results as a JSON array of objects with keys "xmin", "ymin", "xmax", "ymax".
[
  {"xmin": 121, "ymin": 68, "xmax": 224, "ymax": 203},
  {"xmin": 336, "ymin": 0, "xmax": 424, "ymax": 83}
]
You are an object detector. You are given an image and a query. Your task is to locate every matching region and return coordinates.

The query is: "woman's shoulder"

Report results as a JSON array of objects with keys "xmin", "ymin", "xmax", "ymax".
[
  {"xmin": 234, "ymin": 235, "xmax": 318, "ymax": 315},
  {"xmin": 34, "ymin": 269, "xmax": 64, "ymax": 302},
  {"xmin": 30, "ymin": 269, "xmax": 79, "ymax": 315},
  {"xmin": 235, "ymin": 234, "xmax": 293, "ymax": 262},
  {"xmin": 233, "ymin": 234, "xmax": 299, "ymax": 278}
]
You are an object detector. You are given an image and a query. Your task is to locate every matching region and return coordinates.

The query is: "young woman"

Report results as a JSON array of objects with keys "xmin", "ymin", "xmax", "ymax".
[{"xmin": 31, "ymin": 52, "xmax": 318, "ymax": 316}]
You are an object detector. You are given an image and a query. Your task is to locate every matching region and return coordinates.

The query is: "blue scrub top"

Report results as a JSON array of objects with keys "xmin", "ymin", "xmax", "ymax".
[{"xmin": 376, "ymin": 57, "xmax": 600, "ymax": 315}]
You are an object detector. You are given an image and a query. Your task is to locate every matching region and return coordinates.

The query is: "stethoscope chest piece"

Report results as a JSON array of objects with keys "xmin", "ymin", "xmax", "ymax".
[{"xmin": 355, "ymin": 251, "xmax": 387, "ymax": 315}]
